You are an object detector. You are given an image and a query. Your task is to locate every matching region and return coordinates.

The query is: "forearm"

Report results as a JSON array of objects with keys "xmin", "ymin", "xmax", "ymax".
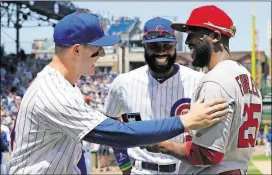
[
  {"xmin": 159, "ymin": 141, "xmax": 224, "ymax": 166},
  {"xmin": 83, "ymin": 117, "xmax": 184, "ymax": 148},
  {"xmin": 159, "ymin": 141, "xmax": 189, "ymax": 163}
]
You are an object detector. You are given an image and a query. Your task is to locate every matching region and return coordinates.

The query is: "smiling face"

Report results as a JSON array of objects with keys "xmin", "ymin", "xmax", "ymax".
[
  {"xmin": 185, "ymin": 27, "xmax": 214, "ymax": 68},
  {"xmin": 144, "ymin": 42, "xmax": 177, "ymax": 74}
]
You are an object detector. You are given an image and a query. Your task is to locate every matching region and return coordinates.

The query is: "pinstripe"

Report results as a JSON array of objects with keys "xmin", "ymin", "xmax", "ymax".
[
  {"xmin": 66, "ymin": 143, "xmax": 77, "ymax": 173},
  {"xmin": 45, "ymin": 75, "xmax": 89, "ymax": 128},
  {"xmin": 134, "ymin": 77, "xmax": 139, "ymax": 111},
  {"xmin": 109, "ymin": 91, "xmax": 118, "ymax": 115},
  {"xmin": 35, "ymin": 101, "xmax": 71, "ymax": 137},
  {"xmin": 140, "ymin": 81, "xmax": 144, "ymax": 116},
  {"xmin": 53, "ymin": 74, "xmax": 99, "ymax": 124},
  {"xmin": 177, "ymin": 72, "xmax": 181, "ymax": 100},
  {"xmin": 14, "ymin": 85, "xmax": 38, "ymax": 153},
  {"xmin": 23, "ymin": 108, "xmax": 40, "ymax": 167},
  {"xmin": 113, "ymin": 100, "xmax": 122, "ymax": 117},
  {"xmin": 16, "ymin": 90, "xmax": 38, "ymax": 167},
  {"xmin": 22, "ymin": 101, "xmax": 36, "ymax": 174},
  {"xmin": 38, "ymin": 89, "xmax": 79, "ymax": 138},
  {"xmin": 52, "ymin": 139, "xmax": 71, "ymax": 174},
  {"xmin": 150, "ymin": 75, "xmax": 154, "ymax": 114},
  {"xmin": 44, "ymin": 136, "xmax": 67, "ymax": 174},
  {"xmin": 160, "ymin": 84, "xmax": 163, "ymax": 118},
  {"xmin": 156, "ymin": 80, "xmax": 159, "ymax": 118},
  {"xmin": 105, "ymin": 86, "xmax": 123, "ymax": 116},
  {"xmin": 60, "ymin": 166, "xmax": 65, "ymax": 174},
  {"xmin": 145, "ymin": 80, "xmax": 149, "ymax": 117}
]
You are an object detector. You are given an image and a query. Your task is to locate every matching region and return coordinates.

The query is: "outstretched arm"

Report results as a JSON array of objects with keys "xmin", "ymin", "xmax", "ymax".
[
  {"xmin": 146, "ymin": 140, "xmax": 224, "ymax": 166},
  {"xmin": 83, "ymin": 97, "xmax": 229, "ymax": 148},
  {"xmin": 83, "ymin": 116, "xmax": 184, "ymax": 148}
]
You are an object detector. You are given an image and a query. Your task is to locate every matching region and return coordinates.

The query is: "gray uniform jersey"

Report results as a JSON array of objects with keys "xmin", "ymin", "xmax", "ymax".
[
  {"xmin": 8, "ymin": 66, "xmax": 107, "ymax": 174},
  {"xmin": 104, "ymin": 64, "xmax": 203, "ymax": 167},
  {"xmin": 179, "ymin": 60, "xmax": 262, "ymax": 174}
]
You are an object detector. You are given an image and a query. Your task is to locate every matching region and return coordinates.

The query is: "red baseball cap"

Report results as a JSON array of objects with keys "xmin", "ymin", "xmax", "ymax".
[{"xmin": 171, "ymin": 5, "xmax": 236, "ymax": 38}]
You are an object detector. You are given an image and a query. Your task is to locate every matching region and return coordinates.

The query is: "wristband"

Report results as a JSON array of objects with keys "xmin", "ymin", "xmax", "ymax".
[{"xmin": 112, "ymin": 147, "xmax": 132, "ymax": 171}]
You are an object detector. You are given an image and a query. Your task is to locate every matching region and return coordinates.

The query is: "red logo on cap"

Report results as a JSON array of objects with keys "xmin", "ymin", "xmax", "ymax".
[
  {"xmin": 156, "ymin": 25, "xmax": 164, "ymax": 31},
  {"xmin": 99, "ymin": 22, "xmax": 103, "ymax": 29}
]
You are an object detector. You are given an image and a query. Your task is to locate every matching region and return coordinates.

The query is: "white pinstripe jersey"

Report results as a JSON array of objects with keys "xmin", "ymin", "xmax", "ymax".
[
  {"xmin": 7, "ymin": 65, "xmax": 107, "ymax": 174},
  {"xmin": 179, "ymin": 60, "xmax": 262, "ymax": 174},
  {"xmin": 104, "ymin": 64, "xmax": 204, "ymax": 165}
]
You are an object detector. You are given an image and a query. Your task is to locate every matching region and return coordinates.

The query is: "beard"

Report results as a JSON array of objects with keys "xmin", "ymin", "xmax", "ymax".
[
  {"xmin": 191, "ymin": 39, "xmax": 212, "ymax": 68},
  {"xmin": 144, "ymin": 50, "xmax": 177, "ymax": 74}
]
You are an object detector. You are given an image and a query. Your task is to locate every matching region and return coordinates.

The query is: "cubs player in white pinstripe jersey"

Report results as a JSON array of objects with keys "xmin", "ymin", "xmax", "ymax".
[
  {"xmin": 104, "ymin": 17, "xmax": 204, "ymax": 175},
  {"xmin": 7, "ymin": 12, "xmax": 230, "ymax": 175}
]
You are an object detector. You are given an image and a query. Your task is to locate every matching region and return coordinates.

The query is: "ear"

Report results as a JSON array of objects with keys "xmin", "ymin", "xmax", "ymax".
[
  {"xmin": 71, "ymin": 44, "xmax": 81, "ymax": 57},
  {"xmin": 212, "ymin": 30, "xmax": 221, "ymax": 44},
  {"xmin": 143, "ymin": 43, "xmax": 147, "ymax": 49}
]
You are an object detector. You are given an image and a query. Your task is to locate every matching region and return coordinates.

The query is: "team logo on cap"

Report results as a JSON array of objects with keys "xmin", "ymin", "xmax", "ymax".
[
  {"xmin": 170, "ymin": 98, "xmax": 191, "ymax": 116},
  {"xmin": 156, "ymin": 25, "xmax": 164, "ymax": 31},
  {"xmin": 230, "ymin": 25, "xmax": 236, "ymax": 36},
  {"xmin": 99, "ymin": 22, "xmax": 103, "ymax": 29}
]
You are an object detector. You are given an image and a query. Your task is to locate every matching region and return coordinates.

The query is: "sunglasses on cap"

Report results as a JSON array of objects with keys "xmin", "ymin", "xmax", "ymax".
[
  {"xmin": 146, "ymin": 42, "xmax": 176, "ymax": 52},
  {"xmin": 143, "ymin": 30, "xmax": 175, "ymax": 40}
]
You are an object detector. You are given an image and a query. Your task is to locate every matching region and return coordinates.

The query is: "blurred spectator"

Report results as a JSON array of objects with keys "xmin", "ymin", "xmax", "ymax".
[
  {"xmin": 19, "ymin": 49, "xmax": 26, "ymax": 61},
  {"xmin": 265, "ymin": 126, "xmax": 271, "ymax": 157},
  {"xmin": 256, "ymin": 124, "xmax": 265, "ymax": 145},
  {"xmin": 82, "ymin": 141, "xmax": 92, "ymax": 174},
  {"xmin": 0, "ymin": 130, "xmax": 9, "ymax": 175},
  {"xmin": 98, "ymin": 145, "xmax": 111, "ymax": 172},
  {"xmin": 0, "ymin": 45, "xmax": 4, "ymax": 57}
]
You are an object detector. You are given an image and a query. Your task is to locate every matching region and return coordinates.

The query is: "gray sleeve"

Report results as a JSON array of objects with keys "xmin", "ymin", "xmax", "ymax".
[
  {"xmin": 103, "ymin": 75, "xmax": 124, "ymax": 117},
  {"xmin": 192, "ymin": 81, "xmax": 235, "ymax": 153}
]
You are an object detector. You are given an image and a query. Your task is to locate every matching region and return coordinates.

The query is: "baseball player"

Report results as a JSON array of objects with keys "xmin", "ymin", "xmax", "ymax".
[
  {"xmin": 7, "ymin": 12, "xmax": 229, "ymax": 174},
  {"xmin": 265, "ymin": 126, "xmax": 271, "ymax": 157},
  {"xmin": 147, "ymin": 5, "xmax": 263, "ymax": 175},
  {"xmin": 104, "ymin": 17, "xmax": 207, "ymax": 175}
]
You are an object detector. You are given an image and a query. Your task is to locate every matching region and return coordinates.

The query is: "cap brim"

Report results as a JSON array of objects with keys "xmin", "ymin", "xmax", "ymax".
[
  {"xmin": 143, "ymin": 38, "xmax": 177, "ymax": 43},
  {"xmin": 88, "ymin": 35, "xmax": 120, "ymax": 46},
  {"xmin": 171, "ymin": 23, "xmax": 189, "ymax": 33}
]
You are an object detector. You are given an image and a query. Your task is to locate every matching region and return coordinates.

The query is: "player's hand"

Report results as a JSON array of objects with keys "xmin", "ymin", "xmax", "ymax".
[
  {"xmin": 145, "ymin": 140, "xmax": 169, "ymax": 154},
  {"xmin": 122, "ymin": 167, "xmax": 132, "ymax": 175},
  {"xmin": 180, "ymin": 96, "xmax": 230, "ymax": 130}
]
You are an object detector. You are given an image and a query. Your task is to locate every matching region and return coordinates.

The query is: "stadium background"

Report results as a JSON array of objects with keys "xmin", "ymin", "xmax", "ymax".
[{"xmin": 1, "ymin": 1, "xmax": 271, "ymax": 174}]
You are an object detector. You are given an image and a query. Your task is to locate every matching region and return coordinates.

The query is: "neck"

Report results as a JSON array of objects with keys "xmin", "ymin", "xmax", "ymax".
[
  {"xmin": 49, "ymin": 55, "xmax": 80, "ymax": 85},
  {"xmin": 149, "ymin": 65, "xmax": 175, "ymax": 79},
  {"xmin": 207, "ymin": 49, "xmax": 231, "ymax": 71}
]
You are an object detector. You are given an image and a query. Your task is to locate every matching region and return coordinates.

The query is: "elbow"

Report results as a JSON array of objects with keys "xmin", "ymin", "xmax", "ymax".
[
  {"xmin": 206, "ymin": 152, "xmax": 224, "ymax": 165},
  {"xmin": 185, "ymin": 142, "xmax": 224, "ymax": 166}
]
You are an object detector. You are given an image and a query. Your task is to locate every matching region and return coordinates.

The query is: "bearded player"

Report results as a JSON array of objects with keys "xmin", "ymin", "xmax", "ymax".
[
  {"xmin": 104, "ymin": 17, "xmax": 204, "ymax": 174},
  {"xmin": 147, "ymin": 5, "xmax": 262, "ymax": 175}
]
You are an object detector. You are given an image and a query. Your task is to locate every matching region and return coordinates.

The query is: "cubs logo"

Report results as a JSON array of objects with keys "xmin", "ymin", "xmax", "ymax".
[
  {"xmin": 156, "ymin": 25, "xmax": 164, "ymax": 31},
  {"xmin": 170, "ymin": 98, "xmax": 191, "ymax": 116}
]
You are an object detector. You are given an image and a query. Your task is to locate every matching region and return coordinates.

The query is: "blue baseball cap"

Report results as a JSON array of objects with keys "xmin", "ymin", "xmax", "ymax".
[
  {"xmin": 54, "ymin": 12, "xmax": 120, "ymax": 46},
  {"xmin": 143, "ymin": 17, "xmax": 177, "ymax": 43}
]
